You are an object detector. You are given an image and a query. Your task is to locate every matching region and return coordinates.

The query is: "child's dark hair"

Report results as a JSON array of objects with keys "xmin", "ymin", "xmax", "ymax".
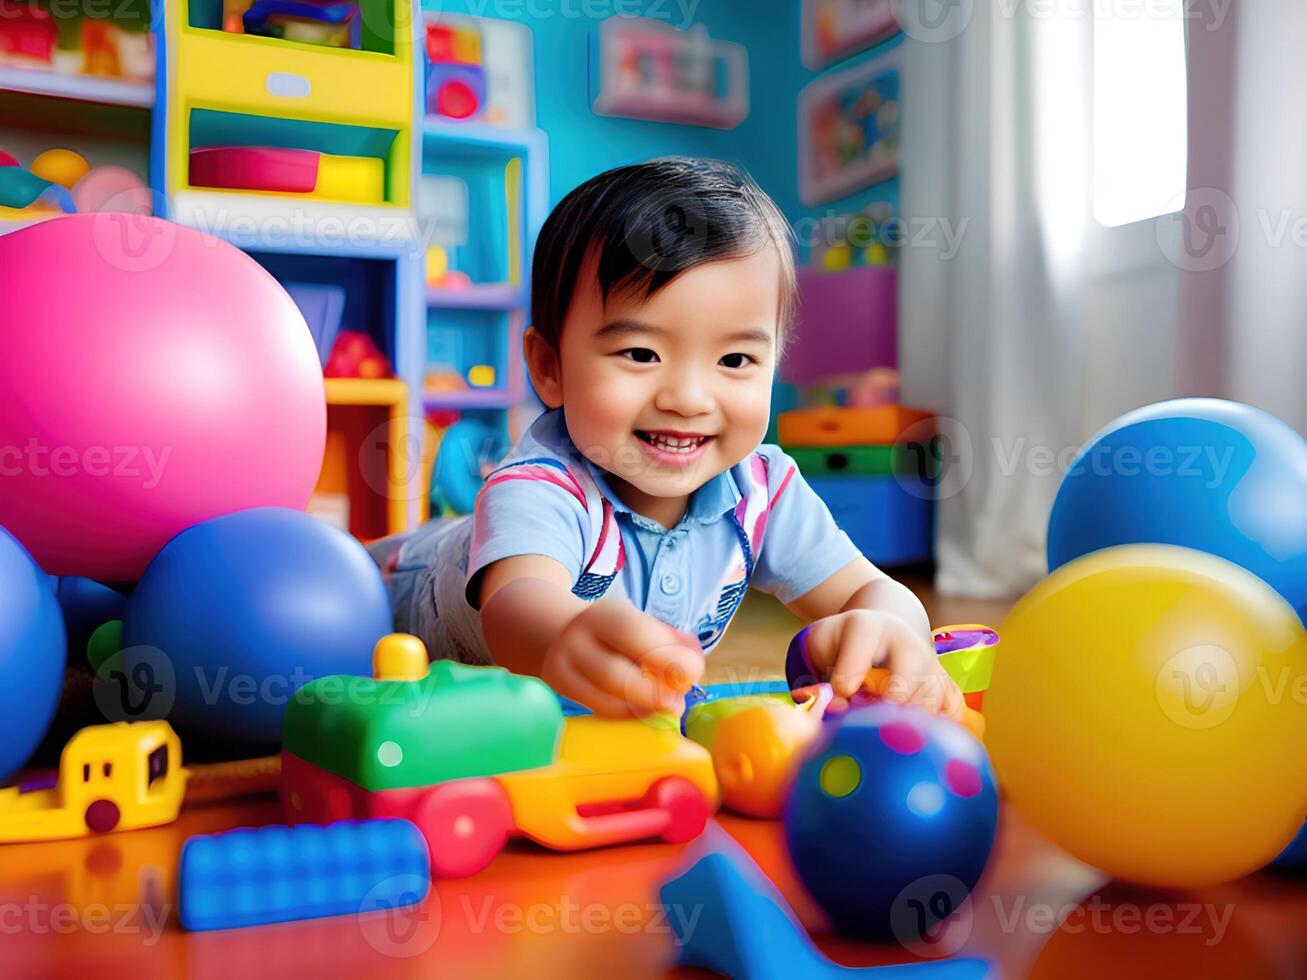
[{"xmin": 530, "ymin": 157, "xmax": 797, "ymax": 350}]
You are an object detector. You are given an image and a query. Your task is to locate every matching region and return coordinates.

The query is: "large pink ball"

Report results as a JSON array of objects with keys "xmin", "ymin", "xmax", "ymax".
[{"xmin": 0, "ymin": 215, "xmax": 326, "ymax": 580}]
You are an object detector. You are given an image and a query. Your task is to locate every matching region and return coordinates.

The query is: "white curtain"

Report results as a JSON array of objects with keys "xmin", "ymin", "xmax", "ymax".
[
  {"xmin": 1221, "ymin": 2, "xmax": 1307, "ymax": 435},
  {"xmin": 898, "ymin": 7, "xmax": 1095, "ymax": 597}
]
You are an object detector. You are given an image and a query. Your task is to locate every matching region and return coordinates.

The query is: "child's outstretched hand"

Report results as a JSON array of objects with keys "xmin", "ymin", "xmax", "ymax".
[
  {"xmin": 801, "ymin": 610, "xmax": 964, "ymax": 720},
  {"xmin": 541, "ymin": 599, "xmax": 704, "ymax": 718}
]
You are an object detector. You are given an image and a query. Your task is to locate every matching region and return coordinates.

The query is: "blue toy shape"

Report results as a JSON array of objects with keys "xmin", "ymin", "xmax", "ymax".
[
  {"xmin": 180, "ymin": 818, "xmax": 430, "ymax": 931},
  {"xmin": 1047, "ymin": 398, "xmax": 1307, "ymax": 626},
  {"xmin": 659, "ymin": 839, "xmax": 994, "ymax": 979},
  {"xmin": 784, "ymin": 702, "xmax": 998, "ymax": 940}
]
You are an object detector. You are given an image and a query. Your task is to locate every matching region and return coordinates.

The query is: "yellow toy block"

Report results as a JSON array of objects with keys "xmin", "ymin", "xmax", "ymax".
[
  {"xmin": 310, "ymin": 153, "xmax": 385, "ymax": 204},
  {"xmin": 467, "ymin": 364, "xmax": 495, "ymax": 387}
]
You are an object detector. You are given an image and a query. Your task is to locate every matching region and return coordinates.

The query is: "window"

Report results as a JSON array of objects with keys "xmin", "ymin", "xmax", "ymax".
[{"xmin": 1093, "ymin": 0, "xmax": 1188, "ymax": 227}]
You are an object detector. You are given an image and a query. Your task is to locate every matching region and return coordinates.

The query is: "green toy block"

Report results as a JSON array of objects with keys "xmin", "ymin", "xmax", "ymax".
[
  {"xmin": 785, "ymin": 443, "xmax": 938, "ymax": 478},
  {"xmin": 283, "ymin": 661, "xmax": 564, "ymax": 791}
]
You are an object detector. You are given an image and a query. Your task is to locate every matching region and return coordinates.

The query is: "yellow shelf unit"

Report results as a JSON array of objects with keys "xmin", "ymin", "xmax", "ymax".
[{"xmin": 318, "ymin": 377, "xmax": 416, "ymax": 538}]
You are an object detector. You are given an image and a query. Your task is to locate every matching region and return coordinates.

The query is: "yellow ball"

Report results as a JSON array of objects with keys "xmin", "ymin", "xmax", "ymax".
[
  {"xmin": 986, "ymin": 544, "xmax": 1307, "ymax": 888},
  {"xmin": 30, "ymin": 148, "xmax": 90, "ymax": 189},
  {"xmin": 822, "ymin": 243, "xmax": 852, "ymax": 272}
]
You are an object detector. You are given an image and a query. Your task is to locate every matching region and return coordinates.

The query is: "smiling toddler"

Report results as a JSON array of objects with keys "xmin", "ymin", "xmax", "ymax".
[{"xmin": 372, "ymin": 157, "xmax": 961, "ymax": 720}]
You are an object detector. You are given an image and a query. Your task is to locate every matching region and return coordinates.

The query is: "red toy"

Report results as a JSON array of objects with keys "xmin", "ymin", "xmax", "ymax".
[{"xmin": 324, "ymin": 330, "xmax": 391, "ymax": 379}]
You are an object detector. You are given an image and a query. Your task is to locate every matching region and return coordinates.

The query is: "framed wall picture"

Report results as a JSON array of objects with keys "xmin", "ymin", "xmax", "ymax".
[
  {"xmin": 798, "ymin": 49, "xmax": 900, "ymax": 206},
  {"xmin": 801, "ymin": 0, "xmax": 899, "ymax": 71}
]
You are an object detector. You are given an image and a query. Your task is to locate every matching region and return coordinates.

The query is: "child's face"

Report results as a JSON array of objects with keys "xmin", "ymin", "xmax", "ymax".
[{"xmin": 532, "ymin": 246, "xmax": 781, "ymax": 506}]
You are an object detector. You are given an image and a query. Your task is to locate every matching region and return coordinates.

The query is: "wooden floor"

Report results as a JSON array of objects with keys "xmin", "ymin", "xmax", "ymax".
[{"xmin": 2, "ymin": 578, "xmax": 1304, "ymax": 979}]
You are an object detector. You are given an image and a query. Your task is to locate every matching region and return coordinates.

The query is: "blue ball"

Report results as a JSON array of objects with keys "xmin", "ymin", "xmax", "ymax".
[
  {"xmin": 0, "ymin": 526, "xmax": 66, "ymax": 782},
  {"xmin": 122, "ymin": 507, "xmax": 392, "ymax": 745},
  {"xmin": 783, "ymin": 703, "xmax": 998, "ymax": 940},
  {"xmin": 1048, "ymin": 398, "xmax": 1307, "ymax": 625},
  {"xmin": 1272, "ymin": 822, "xmax": 1307, "ymax": 873}
]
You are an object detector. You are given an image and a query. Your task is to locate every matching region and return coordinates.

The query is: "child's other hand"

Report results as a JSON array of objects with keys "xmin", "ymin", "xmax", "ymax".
[
  {"xmin": 541, "ymin": 599, "xmax": 704, "ymax": 718},
  {"xmin": 803, "ymin": 610, "xmax": 963, "ymax": 720}
]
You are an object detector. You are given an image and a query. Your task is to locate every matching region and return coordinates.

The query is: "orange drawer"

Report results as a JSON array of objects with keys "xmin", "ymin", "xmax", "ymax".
[{"xmin": 778, "ymin": 405, "xmax": 936, "ymax": 447}]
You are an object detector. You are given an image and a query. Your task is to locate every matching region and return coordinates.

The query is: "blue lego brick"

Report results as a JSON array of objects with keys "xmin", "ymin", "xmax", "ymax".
[
  {"xmin": 180, "ymin": 818, "xmax": 430, "ymax": 932},
  {"xmin": 807, "ymin": 474, "xmax": 933, "ymax": 566}
]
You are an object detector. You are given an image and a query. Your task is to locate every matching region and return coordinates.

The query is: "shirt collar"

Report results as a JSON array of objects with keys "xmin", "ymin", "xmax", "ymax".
[
  {"xmin": 532, "ymin": 408, "xmax": 744, "ymax": 529},
  {"xmin": 580, "ymin": 452, "xmax": 742, "ymax": 531}
]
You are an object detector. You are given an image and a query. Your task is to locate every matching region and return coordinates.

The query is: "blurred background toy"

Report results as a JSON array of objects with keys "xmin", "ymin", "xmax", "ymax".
[
  {"xmin": 0, "ymin": 527, "xmax": 67, "ymax": 784},
  {"xmin": 0, "ymin": 721, "xmax": 185, "ymax": 842},
  {"xmin": 122, "ymin": 507, "xmax": 392, "ymax": 746},
  {"xmin": 180, "ymin": 818, "xmax": 429, "ymax": 931},
  {"xmin": 1047, "ymin": 398, "xmax": 1307, "ymax": 626},
  {"xmin": 425, "ymin": 19, "xmax": 485, "ymax": 120},
  {"xmin": 986, "ymin": 543, "xmax": 1307, "ymax": 888},
  {"xmin": 324, "ymin": 330, "xmax": 392, "ymax": 379},
  {"xmin": 0, "ymin": 216, "xmax": 326, "ymax": 581},
  {"xmin": 783, "ymin": 702, "xmax": 998, "ymax": 940},
  {"xmin": 242, "ymin": 0, "xmax": 362, "ymax": 49}
]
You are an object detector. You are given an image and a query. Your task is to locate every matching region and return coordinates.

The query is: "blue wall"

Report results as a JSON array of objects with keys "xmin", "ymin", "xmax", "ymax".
[{"xmin": 425, "ymin": 2, "xmax": 900, "ymax": 233}]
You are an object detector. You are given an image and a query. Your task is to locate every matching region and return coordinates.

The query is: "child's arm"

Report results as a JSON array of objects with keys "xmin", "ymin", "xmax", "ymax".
[
  {"xmin": 781, "ymin": 555, "xmax": 964, "ymax": 719},
  {"xmin": 479, "ymin": 555, "xmax": 703, "ymax": 717}
]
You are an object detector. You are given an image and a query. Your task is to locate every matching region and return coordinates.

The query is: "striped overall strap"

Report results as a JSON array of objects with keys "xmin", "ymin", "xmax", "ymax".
[{"xmin": 482, "ymin": 456, "xmax": 626, "ymax": 601}]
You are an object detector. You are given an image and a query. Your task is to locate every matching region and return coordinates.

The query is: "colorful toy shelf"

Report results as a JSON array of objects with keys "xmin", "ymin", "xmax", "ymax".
[
  {"xmin": 152, "ymin": 0, "xmax": 423, "ymax": 244},
  {"xmin": 0, "ymin": 66, "xmax": 154, "ymax": 108}
]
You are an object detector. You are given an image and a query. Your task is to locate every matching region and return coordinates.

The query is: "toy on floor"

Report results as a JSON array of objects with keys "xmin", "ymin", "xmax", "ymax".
[
  {"xmin": 0, "ymin": 215, "xmax": 326, "ymax": 581},
  {"xmin": 122, "ymin": 507, "xmax": 391, "ymax": 744},
  {"xmin": 1047, "ymin": 398, "xmax": 1307, "ymax": 626},
  {"xmin": 987, "ymin": 543, "xmax": 1307, "ymax": 889},
  {"xmin": 784, "ymin": 702, "xmax": 998, "ymax": 940},
  {"xmin": 180, "ymin": 818, "xmax": 428, "ymax": 931},
  {"xmin": 659, "ymin": 839, "xmax": 994, "ymax": 979},
  {"xmin": 0, "ymin": 721, "xmax": 186, "ymax": 842},
  {"xmin": 281, "ymin": 634, "xmax": 718, "ymax": 877},
  {"xmin": 786, "ymin": 624, "xmax": 989, "ymax": 740},
  {"xmin": 0, "ymin": 527, "xmax": 67, "ymax": 783},
  {"xmin": 685, "ymin": 694, "xmax": 821, "ymax": 819}
]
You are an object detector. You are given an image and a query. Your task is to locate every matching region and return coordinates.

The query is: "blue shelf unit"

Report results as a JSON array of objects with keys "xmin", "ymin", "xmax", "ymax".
[{"xmin": 419, "ymin": 118, "xmax": 547, "ymax": 421}]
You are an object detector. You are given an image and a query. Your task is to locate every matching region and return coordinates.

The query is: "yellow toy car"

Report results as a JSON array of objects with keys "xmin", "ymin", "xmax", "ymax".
[{"xmin": 0, "ymin": 721, "xmax": 188, "ymax": 843}]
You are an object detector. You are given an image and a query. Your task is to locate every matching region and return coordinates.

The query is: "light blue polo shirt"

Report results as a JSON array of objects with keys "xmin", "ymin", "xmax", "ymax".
[{"xmin": 373, "ymin": 408, "xmax": 862, "ymax": 664}]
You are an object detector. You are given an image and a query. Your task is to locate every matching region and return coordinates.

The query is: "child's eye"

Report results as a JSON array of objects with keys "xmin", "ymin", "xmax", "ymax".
[
  {"xmin": 719, "ymin": 352, "xmax": 757, "ymax": 369},
  {"xmin": 619, "ymin": 348, "xmax": 660, "ymax": 363}
]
